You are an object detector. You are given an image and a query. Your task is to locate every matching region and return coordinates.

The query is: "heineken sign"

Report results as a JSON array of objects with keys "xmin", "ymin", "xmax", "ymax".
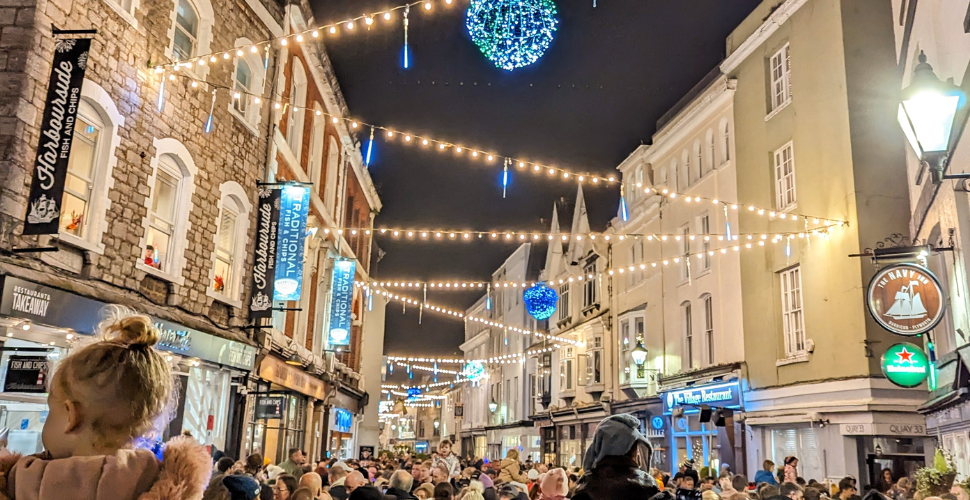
[
  {"xmin": 881, "ymin": 342, "xmax": 930, "ymax": 388},
  {"xmin": 866, "ymin": 263, "xmax": 945, "ymax": 336}
]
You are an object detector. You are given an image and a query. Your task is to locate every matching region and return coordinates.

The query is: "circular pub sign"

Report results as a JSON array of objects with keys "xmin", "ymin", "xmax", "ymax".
[
  {"xmin": 866, "ymin": 263, "xmax": 945, "ymax": 336},
  {"xmin": 881, "ymin": 342, "xmax": 930, "ymax": 388}
]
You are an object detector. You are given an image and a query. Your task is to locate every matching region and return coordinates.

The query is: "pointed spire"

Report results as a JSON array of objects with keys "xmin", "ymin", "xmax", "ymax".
[
  {"xmin": 544, "ymin": 203, "xmax": 564, "ymax": 280},
  {"xmin": 568, "ymin": 185, "xmax": 591, "ymax": 263}
]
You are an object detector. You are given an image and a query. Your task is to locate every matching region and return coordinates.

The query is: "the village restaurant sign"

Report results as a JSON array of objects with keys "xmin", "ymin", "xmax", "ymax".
[{"xmin": 866, "ymin": 263, "xmax": 945, "ymax": 336}]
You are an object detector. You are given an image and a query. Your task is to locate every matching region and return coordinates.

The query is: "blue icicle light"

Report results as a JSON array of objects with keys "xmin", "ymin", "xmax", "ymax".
[
  {"xmin": 466, "ymin": 0, "xmax": 559, "ymax": 71},
  {"xmin": 523, "ymin": 283, "xmax": 558, "ymax": 321}
]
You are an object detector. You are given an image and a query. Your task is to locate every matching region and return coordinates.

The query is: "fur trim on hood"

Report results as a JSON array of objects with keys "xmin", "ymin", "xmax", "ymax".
[{"xmin": 0, "ymin": 436, "xmax": 211, "ymax": 500}]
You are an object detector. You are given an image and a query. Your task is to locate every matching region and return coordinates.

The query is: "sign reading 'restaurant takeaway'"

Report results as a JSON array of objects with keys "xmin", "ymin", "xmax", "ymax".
[{"xmin": 23, "ymin": 37, "xmax": 93, "ymax": 236}]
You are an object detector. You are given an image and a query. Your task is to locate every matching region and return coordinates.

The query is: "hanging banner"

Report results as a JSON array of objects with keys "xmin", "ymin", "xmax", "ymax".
[
  {"xmin": 249, "ymin": 187, "xmax": 280, "ymax": 319},
  {"xmin": 273, "ymin": 185, "xmax": 310, "ymax": 301},
  {"xmin": 866, "ymin": 263, "xmax": 945, "ymax": 336},
  {"xmin": 881, "ymin": 342, "xmax": 930, "ymax": 388},
  {"xmin": 23, "ymin": 37, "xmax": 93, "ymax": 235},
  {"xmin": 327, "ymin": 259, "xmax": 356, "ymax": 347}
]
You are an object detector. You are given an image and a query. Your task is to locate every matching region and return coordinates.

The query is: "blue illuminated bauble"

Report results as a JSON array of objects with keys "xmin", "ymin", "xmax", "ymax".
[
  {"xmin": 466, "ymin": 0, "xmax": 559, "ymax": 71},
  {"xmin": 523, "ymin": 284, "xmax": 558, "ymax": 320},
  {"xmin": 462, "ymin": 361, "xmax": 486, "ymax": 382}
]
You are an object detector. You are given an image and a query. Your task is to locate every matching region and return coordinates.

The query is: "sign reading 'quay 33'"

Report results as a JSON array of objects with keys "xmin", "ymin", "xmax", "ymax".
[
  {"xmin": 23, "ymin": 37, "xmax": 94, "ymax": 235},
  {"xmin": 866, "ymin": 263, "xmax": 945, "ymax": 336}
]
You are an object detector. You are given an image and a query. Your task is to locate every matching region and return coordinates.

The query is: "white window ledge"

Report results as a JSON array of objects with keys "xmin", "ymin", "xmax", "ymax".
[
  {"xmin": 57, "ymin": 232, "xmax": 105, "ymax": 255},
  {"xmin": 136, "ymin": 261, "xmax": 185, "ymax": 286},
  {"xmin": 101, "ymin": 0, "xmax": 138, "ymax": 28},
  {"xmin": 765, "ymin": 99, "xmax": 791, "ymax": 122},
  {"xmin": 776, "ymin": 352, "xmax": 810, "ymax": 366},
  {"xmin": 229, "ymin": 107, "xmax": 261, "ymax": 136},
  {"xmin": 207, "ymin": 288, "xmax": 243, "ymax": 309}
]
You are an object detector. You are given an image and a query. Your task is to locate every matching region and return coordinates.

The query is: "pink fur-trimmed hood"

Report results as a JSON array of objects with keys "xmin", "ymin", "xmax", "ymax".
[{"xmin": 0, "ymin": 436, "xmax": 211, "ymax": 500}]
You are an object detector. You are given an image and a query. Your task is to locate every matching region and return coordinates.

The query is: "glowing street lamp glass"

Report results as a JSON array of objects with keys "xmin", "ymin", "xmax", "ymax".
[
  {"xmin": 488, "ymin": 400, "xmax": 498, "ymax": 412},
  {"xmin": 898, "ymin": 52, "xmax": 966, "ymax": 158},
  {"xmin": 631, "ymin": 339, "xmax": 648, "ymax": 378}
]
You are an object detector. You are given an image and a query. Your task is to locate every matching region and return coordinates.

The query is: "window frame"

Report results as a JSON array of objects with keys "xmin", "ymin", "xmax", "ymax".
[
  {"xmin": 144, "ymin": 160, "xmax": 181, "ymax": 273},
  {"xmin": 780, "ymin": 265, "xmax": 807, "ymax": 357},
  {"xmin": 60, "ymin": 100, "xmax": 103, "ymax": 242},
  {"xmin": 587, "ymin": 335, "xmax": 604, "ymax": 386},
  {"xmin": 228, "ymin": 38, "xmax": 266, "ymax": 133},
  {"xmin": 720, "ymin": 118, "xmax": 731, "ymax": 164},
  {"xmin": 703, "ymin": 294, "xmax": 714, "ymax": 366},
  {"xmin": 700, "ymin": 214, "xmax": 711, "ymax": 271},
  {"xmin": 769, "ymin": 43, "xmax": 792, "ymax": 112},
  {"xmin": 561, "ymin": 346, "xmax": 575, "ymax": 391},
  {"xmin": 164, "ymin": 0, "xmax": 213, "ymax": 78},
  {"xmin": 680, "ymin": 225, "xmax": 691, "ymax": 282},
  {"xmin": 207, "ymin": 181, "xmax": 253, "ymax": 307},
  {"xmin": 683, "ymin": 302, "xmax": 693, "ymax": 370},
  {"xmin": 583, "ymin": 264, "xmax": 597, "ymax": 308},
  {"xmin": 172, "ymin": 0, "xmax": 199, "ymax": 61},
  {"xmin": 558, "ymin": 283, "xmax": 570, "ymax": 321},
  {"xmin": 774, "ymin": 141, "xmax": 797, "ymax": 211},
  {"xmin": 286, "ymin": 58, "xmax": 308, "ymax": 165}
]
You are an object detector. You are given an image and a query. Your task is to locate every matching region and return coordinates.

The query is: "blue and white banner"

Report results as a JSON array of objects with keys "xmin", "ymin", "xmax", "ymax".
[
  {"xmin": 662, "ymin": 380, "xmax": 742, "ymax": 414},
  {"xmin": 273, "ymin": 185, "xmax": 310, "ymax": 301},
  {"xmin": 327, "ymin": 259, "xmax": 356, "ymax": 347}
]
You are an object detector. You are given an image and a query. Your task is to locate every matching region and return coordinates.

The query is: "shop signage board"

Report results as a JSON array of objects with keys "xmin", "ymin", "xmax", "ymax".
[
  {"xmin": 327, "ymin": 259, "xmax": 356, "ymax": 347},
  {"xmin": 867, "ymin": 263, "xmax": 945, "ymax": 336},
  {"xmin": 4, "ymin": 356, "xmax": 49, "ymax": 393},
  {"xmin": 258, "ymin": 355, "xmax": 327, "ymax": 399},
  {"xmin": 662, "ymin": 381, "xmax": 742, "ymax": 413},
  {"xmin": 249, "ymin": 187, "xmax": 280, "ymax": 319},
  {"xmin": 881, "ymin": 342, "xmax": 930, "ymax": 388},
  {"xmin": 359, "ymin": 446, "xmax": 374, "ymax": 460},
  {"xmin": 23, "ymin": 37, "xmax": 94, "ymax": 235},
  {"xmin": 153, "ymin": 319, "xmax": 257, "ymax": 371},
  {"xmin": 840, "ymin": 423, "xmax": 927, "ymax": 436},
  {"xmin": 255, "ymin": 396, "xmax": 284, "ymax": 419},
  {"xmin": 274, "ymin": 185, "xmax": 310, "ymax": 302},
  {"xmin": 454, "ymin": 405, "xmax": 464, "ymax": 419},
  {"xmin": 333, "ymin": 408, "xmax": 353, "ymax": 433},
  {"xmin": 650, "ymin": 416, "xmax": 665, "ymax": 430},
  {"xmin": 0, "ymin": 276, "xmax": 106, "ymax": 334}
]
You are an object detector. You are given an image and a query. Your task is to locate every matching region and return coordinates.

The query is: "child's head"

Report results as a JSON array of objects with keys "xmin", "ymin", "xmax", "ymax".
[
  {"xmin": 43, "ymin": 306, "xmax": 173, "ymax": 459},
  {"xmin": 438, "ymin": 440, "xmax": 452, "ymax": 457}
]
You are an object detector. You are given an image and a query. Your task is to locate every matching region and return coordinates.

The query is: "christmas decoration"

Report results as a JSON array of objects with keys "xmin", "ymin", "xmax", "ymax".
[
  {"xmin": 462, "ymin": 361, "xmax": 487, "ymax": 382},
  {"xmin": 523, "ymin": 283, "xmax": 558, "ymax": 320},
  {"xmin": 466, "ymin": 0, "xmax": 559, "ymax": 71}
]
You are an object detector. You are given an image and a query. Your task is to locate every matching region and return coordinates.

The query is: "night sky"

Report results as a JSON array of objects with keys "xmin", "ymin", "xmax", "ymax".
[{"xmin": 315, "ymin": 0, "xmax": 762, "ymax": 363}]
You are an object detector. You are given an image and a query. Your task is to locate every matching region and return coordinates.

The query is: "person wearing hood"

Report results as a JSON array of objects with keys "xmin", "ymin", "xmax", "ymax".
[
  {"xmin": 497, "ymin": 449, "xmax": 527, "ymax": 484},
  {"xmin": 571, "ymin": 414, "xmax": 672, "ymax": 500}
]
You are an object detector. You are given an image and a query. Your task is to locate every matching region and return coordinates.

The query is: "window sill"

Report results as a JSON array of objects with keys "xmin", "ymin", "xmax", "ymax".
[
  {"xmin": 207, "ymin": 288, "xmax": 243, "ymax": 309},
  {"xmin": 693, "ymin": 268, "xmax": 712, "ymax": 279},
  {"xmin": 57, "ymin": 231, "xmax": 105, "ymax": 255},
  {"xmin": 585, "ymin": 383, "xmax": 605, "ymax": 393},
  {"xmin": 771, "ymin": 205, "xmax": 798, "ymax": 220},
  {"xmin": 229, "ymin": 107, "xmax": 261, "ymax": 136},
  {"xmin": 776, "ymin": 352, "xmax": 810, "ymax": 366},
  {"xmin": 764, "ymin": 99, "xmax": 791, "ymax": 122},
  {"xmin": 101, "ymin": 0, "xmax": 138, "ymax": 28},
  {"xmin": 136, "ymin": 261, "xmax": 184, "ymax": 286}
]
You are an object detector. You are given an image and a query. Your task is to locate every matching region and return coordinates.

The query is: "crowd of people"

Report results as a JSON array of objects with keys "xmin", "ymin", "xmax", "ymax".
[{"xmin": 0, "ymin": 306, "xmax": 959, "ymax": 500}]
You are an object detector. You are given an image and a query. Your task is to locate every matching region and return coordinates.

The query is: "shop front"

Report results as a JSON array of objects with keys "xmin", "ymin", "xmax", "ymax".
[
  {"xmin": 918, "ymin": 343, "xmax": 970, "ymax": 479},
  {"xmin": 533, "ymin": 404, "xmax": 609, "ymax": 468},
  {"xmin": 612, "ymin": 397, "xmax": 667, "ymax": 471},
  {"xmin": 661, "ymin": 379, "xmax": 743, "ymax": 475},
  {"xmin": 484, "ymin": 423, "xmax": 541, "ymax": 462},
  {"xmin": 248, "ymin": 354, "xmax": 328, "ymax": 464},
  {"xmin": 328, "ymin": 406, "xmax": 355, "ymax": 460}
]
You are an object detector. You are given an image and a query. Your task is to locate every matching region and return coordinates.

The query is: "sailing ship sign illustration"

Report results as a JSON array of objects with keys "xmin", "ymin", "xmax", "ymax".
[{"xmin": 866, "ymin": 263, "xmax": 945, "ymax": 336}]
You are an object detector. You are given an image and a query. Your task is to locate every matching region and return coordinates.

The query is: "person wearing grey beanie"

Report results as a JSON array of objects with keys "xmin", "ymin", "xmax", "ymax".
[{"xmin": 571, "ymin": 414, "xmax": 673, "ymax": 500}]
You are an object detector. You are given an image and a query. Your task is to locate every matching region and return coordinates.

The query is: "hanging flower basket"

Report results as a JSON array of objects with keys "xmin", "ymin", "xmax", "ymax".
[{"xmin": 915, "ymin": 449, "xmax": 957, "ymax": 497}]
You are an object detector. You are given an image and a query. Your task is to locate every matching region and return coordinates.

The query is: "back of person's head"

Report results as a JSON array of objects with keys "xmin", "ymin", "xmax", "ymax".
[
  {"xmin": 839, "ymin": 479, "xmax": 856, "ymax": 493},
  {"xmin": 703, "ymin": 491, "xmax": 721, "ymax": 500},
  {"xmin": 505, "ymin": 448, "xmax": 519, "ymax": 461},
  {"xmin": 763, "ymin": 460, "xmax": 775, "ymax": 472},
  {"xmin": 780, "ymin": 482, "xmax": 802, "ymax": 499},
  {"xmin": 349, "ymin": 485, "xmax": 385, "ymax": 500},
  {"xmin": 390, "ymin": 469, "xmax": 414, "ymax": 491},
  {"xmin": 435, "ymin": 482, "xmax": 456, "ymax": 500},
  {"xmin": 217, "ymin": 456, "xmax": 236, "ymax": 474},
  {"xmin": 733, "ymin": 475, "xmax": 749, "ymax": 492},
  {"xmin": 290, "ymin": 487, "xmax": 315, "ymax": 500},
  {"xmin": 300, "ymin": 472, "xmax": 323, "ymax": 494},
  {"xmin": 245, "ymin": 453, "xmax": 263, "ymax": 474},
  {"xmin": 48, "ymin": 306, "xmax": 173, "ymax": 457},
  {"xmin": 761, "ymin": 485, "xmax": 780, "ymax": 498},
  {"xmin": 804, "ymin": 487, "xmax": 821, "ymax": 500},
  {"xmin": 203, "ymin": 475, "xmax": 232, "ymax": 500},
  {"xmin": 415, "ymin": 483, "xmax": 436, "ymax": 499},
  {"xmin": 797, "ymin": 478, "xmax": 806, "ymax": 487}
]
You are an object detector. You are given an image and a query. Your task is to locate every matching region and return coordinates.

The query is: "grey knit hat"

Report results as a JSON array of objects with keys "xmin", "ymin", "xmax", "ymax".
[{"xmin": 582, "ymin": 413, "xmax": 652, "ymax": 471}]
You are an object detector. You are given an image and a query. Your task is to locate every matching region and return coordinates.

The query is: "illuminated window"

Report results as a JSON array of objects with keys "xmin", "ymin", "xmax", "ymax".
[{"xmin": 60, "ymin": 101, "xmax": 103, "ymax": 239}]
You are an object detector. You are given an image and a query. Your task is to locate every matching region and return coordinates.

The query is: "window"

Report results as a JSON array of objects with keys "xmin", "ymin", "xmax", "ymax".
[
  {"xmin": 209, "ymin": 182, "xmax": 252, "ymax": 304},
  {"xmin": 144, "ymin": 160, "xmax": 180, "ymax": 272},
  {"xmin": 621, "ymin": 319, "xmax": 631, "ymax": 351},
  {"xmin": 680, "ymin": 150, "xmax": 689, "ymax": 190},
  {"xmin": 670, "ymin": 160, "xmax": 678, "ymax": 190},
  {"xmin": 635, "ymin": 316, "xmax": 644, "ymax": 344},
  {"xmin": 628, "ymin": 245, "xmax": 637, "ymax": 290},
  {"xmin": 557, "ymin": 284, "xmax": 570, "ymax": 321},
  {"xmin": 780, "ymin": 266, "xmax": 807, "ymax": 356},
  {"xmin": 704, "ymin": 295, "xmax": 714, "ymax": 365},
  {"xmin": 683, "ymin": 302, "xmax": 693, "ymax": 370},
  {"xmin": 309, "ymin": 103, "xmax": 325, "ymax": 184},
  {"xmin": 233, "ymin": 59, "xmax": 251, "ymax": 114},
  {"xmin": 60, "ymin": 101, "xmax": 102, "ymax": 239},
  {"xmin": 693, "ymin": 140, "xmax": 702, "ymax": 182},
  {"xmin": 583, "ymin": 264, "xmax": 597, "ymax": 308},
  {"xmin": 538, "ymin": 353, "xmax": 551, "ymax": 401},
  {"xmin": 561, "ymin": 347, "xmax": 574, "ymax": 391},
  {"xmin": 680, "ymin": 225, "xmax": 690, "ymax": 281},
  {"xmin": 587, "ymin": 336, "xmax": 603, "ymax": 385},
  {"xmin": 705, "ymin": 129, "xmax": 715, "ymax": 175},
  {"xmin": 172, "ymin": 0, "xmax": 198, "ymax": 60},
  {"xmin": 324, "ymin": 136, "xmax": 340, "ymax": 216},
  {"xmin": 700, "ymin": 215, "xmax": 711, "ymax": 270},
  {"xmin": 512, "ymin": 376, "xmax": 518, "ymax": 420},
  {"xmin": 720, "ymin": 119, "xmax": 731, "ymax": 163},
  {"xmin": 774, "ymin": 141, "xmax": 796, "ymax": 210},
  {"xmin": 770, "ymin": 43, "xmax": 791, "ymax": 111},
  {"xmin": 139, "ymin": 138, "xmax": 197, "ymax": 283},
  {"xmin": 659, "ymin": 163, "xmax": 668, "ymax": 187},
  {"xmin": 286, "ymin": 60, "xmax": 308, "ymax": 164}
]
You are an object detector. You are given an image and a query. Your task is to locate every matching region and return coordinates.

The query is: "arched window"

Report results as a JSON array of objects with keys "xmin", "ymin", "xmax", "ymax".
[
  {"xmin": 286, "ymin": 59, "xmax": 308, "ymax": 164},
  {"xmin": 683, "ymin": 302, "xmax": 693, "ymax": 370},
  {"xmin": 720, "ymin": 118, "xmax": 731, "ymax": 163},
  {"xmin": 324, "ymin": 135, "xmax": 340, "ymax": 216},
  {"xmin": 208, "ymin": 181, "xmax": 252, "ymax": 305},
  {"xmin": 668, "ymin": 159, "xmax": 676, "ymax": 190},
  {"xmin": 705, "ymin": 129, "xmax": 715, "ymax": 175},
  {"xmin": 692, "ymin": 140, "xmax": 702, "ymax": 182},
  {"xmin": 230, "ymin": 38, "xmax": 266, "ymax": 132},
  {"xmin": 680, "ymin": 150, "xmax": 690, "ymax": 190},
  {"xmin": 233, "ymin": 60, "xmax": 251, "ymax": 114},
  {"xmin": 139, "ymin": 138, "xmax": 198, "ymax": 284},
  {"xmin": 172, "ymin": 0, "xmax": 199, "ymax": 60},
  {"xmin": 309, "ymin": 103, "xmax": 325, "ymax": 181},
  {"xmin": 702, "ymin": 294, "xmax": 714, "ymax": 366}
]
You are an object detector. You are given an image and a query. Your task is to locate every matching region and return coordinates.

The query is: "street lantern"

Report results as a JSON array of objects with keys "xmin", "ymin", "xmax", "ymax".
[
  {"xmin": 898, "ymin": 51, "xmax": 967, "ymax": 183},
  {"xmin": 433, "ymin": 418, "xmax": 440, "ymax": 429},
  {"xmin": 631, "ymin": 337, "xmax": 648, "ymax": 378},
  {"xmin": 488, "ymin": 399, "xmax": 498, "ymax": 413}
]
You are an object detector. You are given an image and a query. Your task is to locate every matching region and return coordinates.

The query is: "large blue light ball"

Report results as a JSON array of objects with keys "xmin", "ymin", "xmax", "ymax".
[
  {"xmin": 466, "ymin": 0, "xmax": 559, "ymax": 71},
  {"xmin": 524, "ymin": 283, "xmax": 558, "ymax": 320}
]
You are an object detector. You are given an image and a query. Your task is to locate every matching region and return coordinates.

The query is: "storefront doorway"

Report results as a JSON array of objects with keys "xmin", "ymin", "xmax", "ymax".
[{"xmin": 246, "ymin": 390, "xmax": 308, "ymax": 465}]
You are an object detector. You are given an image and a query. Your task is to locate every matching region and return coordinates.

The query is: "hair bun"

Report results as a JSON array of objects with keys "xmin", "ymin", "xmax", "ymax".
[{"xmin": 115, "ymin": 315, "xmax": 160, "ymax": 347}]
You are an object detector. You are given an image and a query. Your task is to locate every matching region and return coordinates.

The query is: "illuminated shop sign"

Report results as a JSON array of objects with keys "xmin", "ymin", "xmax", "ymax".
[
  {"xmin": 662, "ymin": 381, "xmax": 742, "ymax": 413},
  {"xmin": 274, "ymin": 185, "xmax": 310, "ymax": 301},
  {"xmin": 327, "ymin": 259, "xmax": 356, "ymax": 347}
]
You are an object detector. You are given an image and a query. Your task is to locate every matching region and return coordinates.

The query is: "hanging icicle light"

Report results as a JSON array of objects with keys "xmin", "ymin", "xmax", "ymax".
[
  {"xmin": 204, "ymin": 90, "xmax": 216, "ymax": 133},
  {"xmin": 366, "ymin": 126, "xmax": 376, "ymax": 167},
  {"xmin": 402, "ymin": 6, "xmax": 411, "ymax": 69}
]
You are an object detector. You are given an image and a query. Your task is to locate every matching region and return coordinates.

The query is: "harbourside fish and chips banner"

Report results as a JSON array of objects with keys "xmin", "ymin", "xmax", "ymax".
[
  {"xmin": 23, "ymin": 37, "xmax": 94, "ymax": 235},
  {"xmin": 249, "ymin": 187, "xmax": 281, "ymax": 319}
]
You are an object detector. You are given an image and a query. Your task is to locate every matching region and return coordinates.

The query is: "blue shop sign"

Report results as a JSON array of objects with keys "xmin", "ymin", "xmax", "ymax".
[
  {"xmin": 662, "ymin": 380, "xmax": 742, "ymax": 414},
  {"xmin": 274, "ymin": 185, "xmax": 310, "ymax": 301},
  {"xmin": 327, "ymin": 259, "xmax": 356, "ymax": 347},
  {"xmin": 334, "ymin": 408, "xmax": 353, "ymax": 433},
  {"xmin": 651, "ymin": 416, "xmax": 665, "ymax": 430},
  {"xmin": 154, "ymin": 319, "xmax": 257, "ymax": 371}
]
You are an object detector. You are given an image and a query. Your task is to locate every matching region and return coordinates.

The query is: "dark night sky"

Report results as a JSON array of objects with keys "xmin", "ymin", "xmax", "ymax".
[{"xmin": 315, "ymin": 0, "xmax": 761, "ymax": 362}]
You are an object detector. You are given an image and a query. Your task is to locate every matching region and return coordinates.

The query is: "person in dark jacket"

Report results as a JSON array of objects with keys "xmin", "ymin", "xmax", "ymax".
[
  {"xmin": 571, "ymin": 413, "xmax": 673, "ymax": 500},
  {"xmin": 386, "ymin": 470, "xmax": 418, "ymax": 500}
]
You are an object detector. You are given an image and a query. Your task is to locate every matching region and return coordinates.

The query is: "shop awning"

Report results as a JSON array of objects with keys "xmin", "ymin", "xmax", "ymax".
[{"xmin": 918, "ymin": 344, "xmax": 970, "ymax": 415}]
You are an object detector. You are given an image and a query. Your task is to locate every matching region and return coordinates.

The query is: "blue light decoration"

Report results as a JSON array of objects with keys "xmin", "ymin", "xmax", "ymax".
[
  {"xmin": 274, "ymin": 185, "xmax": 311, "ymax": 301},
  {"xmin": 365, "ymin": 127, "xmax": 375, "ymax": 167},
  {"xmin": 502, "ymin": 160, "xmax": 510, "ymax": 198},
  {"xmin": 327, "ymin": 259, "xmax": 356, "ymax": 347},
  {"xmin": 466, "ymin": 0, "xmax": 559, "ymax": 71},
  {"xmin": 619, "ymin": 195, "xmax": 629, "ymax": 222},
  {"xmin": 406, "ymin": 388, "xmax": 422, "ymax": 401},
  {"xmin": 523, "ymin": 283, "xmax": 558, "ymax": 321},
  {"xmin": 402, "ymin": 6, "xmax": 411, "ymax": 69},
  {"xmin": 462, "ymin": 361, "xmax": 486, "ymax": 382},
  {"xmin": 204, "ymin": 90, "xmax": 216, "ymax": 133}
]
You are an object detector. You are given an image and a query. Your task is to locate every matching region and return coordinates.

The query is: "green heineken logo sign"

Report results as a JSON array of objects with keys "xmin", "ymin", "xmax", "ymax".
[{"xmin": 881, "ymin": 342, "xmax": 929, "ymax": 388}]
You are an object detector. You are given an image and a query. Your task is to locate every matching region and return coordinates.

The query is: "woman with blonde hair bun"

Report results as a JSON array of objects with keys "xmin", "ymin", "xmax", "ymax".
[{"xmin": 0, "ymin": 305, "xmax": 212, "ymax": 500}]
